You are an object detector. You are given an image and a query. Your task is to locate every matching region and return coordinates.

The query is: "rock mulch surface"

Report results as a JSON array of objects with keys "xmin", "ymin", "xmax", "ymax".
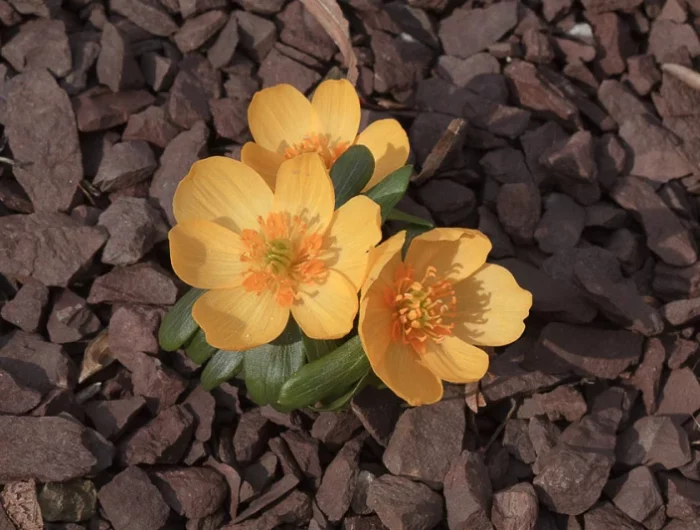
[{"xmin": 0, "ymin": 0, "xmax": 700, "ymax": 529}]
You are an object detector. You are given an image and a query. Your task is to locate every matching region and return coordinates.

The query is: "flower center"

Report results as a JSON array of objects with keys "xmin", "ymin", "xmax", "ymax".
[
  {"xmin": 283, "ymin": 134, "xmax": 350, "ymax": 168},
  {"xmin": 240, "ymin": 212, "xmax": 327, "ymax": 307},
  {"xmin": 386, "ymin": 264, "xmax": 456, "ymax": 355}
]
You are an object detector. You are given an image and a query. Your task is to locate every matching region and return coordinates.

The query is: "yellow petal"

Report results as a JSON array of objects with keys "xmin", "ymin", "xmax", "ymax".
[
  {"xmin": 324, "ymin": 196, "xmax": 382, "ymax": 290},
  {"xmin": 361, "ymin": 230, "xmax": 406, "ymax": 300},
  {"xmin": 193, "ymin": 287, "xmax": 290, "ymax": 351},
  {"xmin": 311, "ymin": 79, "xmax": 361, "ymax": 147},
  {"xmin": 248, "ymin": 84, "xmax": 321, "ymax": 154},
  {"xmin": 420, "ymin": 336, "xmax": 489, "ymax": 383},
  {"xmin": 173, "ymin": 156, "xmax": 273, "ymax": 233},
  {"xmin": 359, "ymin": 292, "xmax": 443, "ymax": 406},
  {"xmin": 241, "ymin": 142, "xmax": 284, "ymax": 190},
  {"xmin": 274, "ymin": 153, "xmax": 334, "ymax": 235},
  {"xmin": 355, "ymin": 119, "xmax": 410, "ymax": 191},
  {"xmin": 405, "ymin": 228, "xmax": 492, "ymax": 284},
  {"xmin": 453, "ymin": 263, "xmax": 533, "ymax": 347},
  {"xmin": 292, "ymin": 270, "xmax": 358, "ymax": 340},
  {"xmin": 169, "ymin": 220, "xmax": 247, "ymax": 289}
]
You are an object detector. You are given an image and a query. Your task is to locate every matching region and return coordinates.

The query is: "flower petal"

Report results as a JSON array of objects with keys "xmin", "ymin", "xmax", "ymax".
[
  {"xmin": 292, "ymin": 270, "xmax": 358, "ymax": 340},
  {"xmin": 405, "ymin": 228, "xmax": 492, "ymax": 284},
  {"xmin": 193, "ymin": 287, "xmax": 290, "ymax": 351},
  {"xmin": 355, "ymin": 119, "xmax": 410, "ymax": 191},
  {"xmin": 311, "ymin": 79, "xmax": 361, "ymax": 147},
  {"xmin": 324, "ymin": 195, "xmax": 382, "ymax": 290},
  {"xmin": 173, "ymin": 156, "xmax": 273, "ymax": 233},
  {"xmin": 248, "ymin": 84, "xmax": 321, "ymax": 153},
  {"xmin": 453, "ymin": 263, "xmax": 533, "ymax": 347},
  {"xmin": 361, "ymin": 230, "xmax": 406, "ymax": 300},
  {"xmin": 169, "ymin": 220, "xmax": 247, "ymax": 289},
  {"xmin": 420, "ymin": 336, "xmax": 489, "ymax": 383},
  {"xmin": 241, "ymin": 142, "xmax": 284, "ymax": 190},
  {"xmin": 359, "ymin": 292, "xmax": 443, "ymax": 406},
  {"xmin": 274, "ymin": 152, "xmax": 335, "ymax": 234}
]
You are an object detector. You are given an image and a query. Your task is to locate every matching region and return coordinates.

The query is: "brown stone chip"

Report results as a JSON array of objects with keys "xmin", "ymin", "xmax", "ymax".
[
  {"xmin": 0, "ymin": 416, "xmax": 113, "ymax": 483},
  {"xmin": 535, "ymin": 193, "xmax": 585, "ymax": 253},
  {"xmin": 491, "ymin": 482, "xmax": 539, "ymax": 530},
  {"xmin": 108, "ymin": 305, "xmax": 162, "ymax": 356},
  {"xmin": 240, "ymin": 451, "xmax": 278, "ymax": 502},
  {"xmin": 46, "ymin": 290, "xmax": 100, "ymax": 344},
  {"xmin": 540, "ymin": 131, "xmax": 600, "ymax": 206},
  {"xmin": 1, "ymin": 280, "xmax": 49, "ymax": 333},
  {"xmin": 605, "ymin": 466, "xmax": 664, "ymax": 525},
  {"xmin": 73, "ymin": 88, "xmax": 155, "ymax": 132},
  {"xmin": 259, "ymin": 47, "xmax": 322, "ymax": 93},
  {"xmin": 630, "ymin": 338, "xmax": 666, "ymax": 414},
  {"xmin": 0, "ymin": 213, "xmax": 107, "ymax": 287},
  {"xmin": 439, "ymin": 2, "xmax": 518, "ymax": 59},
  {"xmin": 97, "ymin": 22, "xmax": 144, "ymax": 93},
  {"xmin": 610, "ymin": 177, "xmax": 698, "ymax": 267},
  {"xmin": 316, "ymin": 434, "xmax": 366, "ymax": 523},
  {"xmin": 123, "ymin": 106, "xmax": 181, "ymax": 148},
  {"xmin": 235, "ymin": 11, "xmax": 276, "ymax": 61},
  {"xmin": 122, "ymin": 352, "xmax": 188, "ymax": 413},
  {"xmin": 120, "ymin": 404, "xmax": 194, "ymax": 465},
  {"xmin": 444, "ymin": 450, "xmax": 493, "ymax": 530},
  {"xmin": 518, "ymin": 384, "xmax": 587, "ymax": 422},
  {"xmin": 655, "ymin": 367, "xmax": 700, "ymax": 418},
  {"xmin": 351, "ymin": 386, "xmax": 403, "ymax": 447},
  {"xmin": 311, "ymin": 411, "xmax": 363, "ymax": 450},
  {"xmin": 232, "ymin": 474, "xmax": 300, "ymax": 523},
  {"xmin": 653, "ymin": 261, "xmax": 700, "ymax": 300},
  {"xmin": 207, "ymin": 13, "xmax": 239, "ymax": 68},
  {"xmin": 151, "ymin": 467, "xmax": 227, "ymax": 519},
  {"xmin": 98, "ymin": 466, "xmax": 170, "ymax": 530},
  {"xmin": 83, "ymin": 397, "xmax": 147, "ymax": 440},
  {"xmin": 648, "ymin": 20, "xmax": 700, "ymax": 62},
  {"xmin": 496, "ymin": 182, "xmax": 541, "ymax": 245},
  {"xmin": 368, "ymin": 475, "xmax": 444, "ymax": 530},
  {"xmin": 662, "ymin": 298, "xmax": 700, "ymax": 327},
  {"xmin": 110, "ymin": 0, "xmax": 178, "ymax": 36},
  {"xmin": 582, "ymin": 502, "xmax": 645, "ymax": 530},
  {"xmin": 5, "ymin": 70, "xmax": 81, "ymax": 212},
  {"xmin": 174, "ymin": 10, "xmax": 227, "ymax": 54},
  {"xmin": 2, "ymin": 19, "xmax": 71, "ymax": 78},
  {"xmin": 150, "ymin": 121, "xmax": 209, "ymax": 225},
  {"xmin": 533, "ymin": 388, "xmax": 622, "ymax": 515},
  {"xmin": 0, "ymin": 368, "xmax": 42, "ymax": 415},
  {"xmin": 93, "ymin": 141, "xmax": 158, "ymax": 193},
  {"xmin": 281, "ymin": 430, "xmax": 323, "ymax": 488},
  {"xmin": 88, "ymin": 262, "xmax": 177, "ymax": 306},
  {"xmin": 626, "ymin": 55, "xmax": 661, "ymax": 96},
  {"xmin": 617, "ymin": 416, "xmax": 691, "ymax": 470},
  {"xmin": 279, "ymin": 0, "xmax": 337, "ymax": 61},
  {"xmin": 234, "ymin": 409, "xmax": 273, "ymax": 466},
  {"xmin": 660, "ymin": 472, "xmax": 700, "ymax": 521}
]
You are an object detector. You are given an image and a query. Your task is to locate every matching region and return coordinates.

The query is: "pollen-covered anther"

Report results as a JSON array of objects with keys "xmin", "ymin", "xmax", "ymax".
[
  {"xmin": 240, "ymin": 211, "xmax": 327, "ymax": 307},
  {"xmin": 283, "ymin": 134, "xmax": 350, "ymax": 168},
  {"xmin": 388, "ymin": 264, "xmax": 457, "ymax": 354}
]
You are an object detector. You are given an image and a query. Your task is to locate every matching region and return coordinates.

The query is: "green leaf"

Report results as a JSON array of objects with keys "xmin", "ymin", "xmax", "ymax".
[
  {"xmin": 185, "ymin": 328, "xmax": 217, "ymax": 365},
  {"xmin": 312, "ymin": 369, "xmax": 373, "ymax": 412},
  {"xmin": 243, "ymin": 319, "xmax": 306, "ymax": 410},
  {"xmin": 302, "ymin": 334, "xmax": 344, "ymax": 362},
  {"xmin": 364, "ymin": 165, "xmax": 413, "ymax": 220},
  {"xmin": 200, "ymin": 349, "xmax": 245, "ymax": 391},
  {"xmin": 330, "ymin": 145, "xmax": 375, "ymax": 208},
  {"xmin": 277, "ymin": 336, "xmax": 370, "ymax": 410},
  {"xmin": 386, "ymin": 208, "xmax": 434, "ymax": 228},
  {"xmin": 159, "ymin": 288, "xmax": 205, "ymax": 352}
]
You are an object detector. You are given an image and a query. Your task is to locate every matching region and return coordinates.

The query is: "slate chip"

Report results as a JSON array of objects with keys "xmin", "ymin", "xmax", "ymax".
[
  {"xmin": 655, "ymin": 367, "xmax": 700, "ymax": 418},
  {"xmin": 279, "ymin": 0, "xmax": 337, "ymax": 61},
  {"xmin": 491, "ymin": 482, "xmax": 539, "ymax": 530},
  {"xmin": 151, "ymin": 467, "xmax": 227, "ymax": 519},
  {"xmin": 108, "ymin": 305, "xmax": 162, "ymax": 356},
  {"xmin": 46, "ymin": 290, "xmax": 101, "ymax": 344},
  {"xmin": 120, "ymin": 404, "xmax": 194, "ymax": 465},
  {"xmin": 73, "ymin": 88, "xmax": 155, "ymax": 132},
  {"xmin": 367, "ymin": 475, "xmax": 444, "ymax": 530},
  {"xmin": 383, "ymin": 399, "xmax": 465, "ymax": 487},
  {"xmin": 207, "ymin": 14, "xmax": 239, "ymax": 68},
  {"xmin": 1, "ymin": 280, "xmax": 49, "ymax": 333},
  {"xmin": 518, "ymin": 385, "xmax": 587, "ymax": 422},
  {"xmin": 88, "ymin": 262, "xmax": 178, "ymax": 306},
  {"xmin": 122, "ymin": 106, "xmax": 181, "ymax": 148},
  {"xmin": 605, "ymin": 466, "xmax": 664, "ymax": 524},
  {"xmin": 235, "ymin": 11, "xmax": 277, "ymax": 61},
  {"xmin": 2, "ymin": 19, "xmax": 71, "ymax": 78},
  {"xmin": 121, "ymin": 352, "xmax": 188, "ymax": 413},
  {"xmin": 444, "ymin": 450, "xmax": 493, "ymax": 530},
  {"xmin": 439, "ymin": 2, "xmax": 518, "ymax": 59},
  {"xmin": 617, "ymin": 415, "xmax": 692, "ymax": 470},
  {"xmin": 582, "ymin": 502, "xmax": 646, "ymax": 530},
  {"xmin": 0, "ymin": 368, "xmax": 42, "ymax": 415},
  {"xmin": 316, "ymin": 434, "xmax": 366, "ymax": 523},
  {"xmin": 610, "ymin": 177, "xmax": 698, "ymax": 267},
  {"xmin": 630, "ymin": 337, "xmax": 666, "ymax": 414},
  {"xmin": 535, "ymin": 193, "xmax": 585, "ymax": 253},
  {"xmin": 97, "ymin": 197, "xmax": 166, "ymax": 265},
  {"xmin": 351, "ymin": 386, "xmax": 403, "ymax": 447},
  {"xmin": 660, "ymin": 472, "xmax": 700, "ymax": 521},
  {"xmin": 0, "ymin": 416, "xmax": 113, "ymax": 483},
  {"xmin": 174, "ymin": 10, "xmax": 228, "ymax": 54},
  {"xmin": 97, "ymin": 22, "xmax": 144, "ymax": 93},
  {"xmin": 259, "ymin": 47, "xmax": 322, "ymax": 93},
  {"xmin": 663, "ymin": 298, "xmax": 700, "ymax": 327},
  {"xmin": 496, "ymin": 182, "xmax": 541, "ymax": 245},
  {"xmin": 98, "ymin": 466, "xmax": 170, "ymax": 530},
  {"xmin": 5, "ymin": 70, "xmax": 82, "ymax": 213},
  {"xmin": 234, "ymin": 409, "xmax": 273, "ymax": 466},
  {"xmin": 83, "ymin": 397, "xmax": 147, "ymax": 440},
  {"xmin": 311, "ymin": 411, "xmax": 363, "ymax": 450},
  {"xmin": 110, "ymin": 0, "xmax": 178, "ymax": 36},
  {"xmin": 240, "ymin": 451, "xmax": 278, "ymax": 502}
]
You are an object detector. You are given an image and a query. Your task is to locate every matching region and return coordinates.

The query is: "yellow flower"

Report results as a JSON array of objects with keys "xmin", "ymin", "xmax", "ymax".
[
  {"xmin": 359, "ymin": 229, "xmax": 532, "ymax": 406},
  {"xmin": 169, "ymin": 153, "xmax": 382, "ymax": 351},
  {"xmin": 241, "ymin": 79, "xmax": 410, "ymax": 191}
]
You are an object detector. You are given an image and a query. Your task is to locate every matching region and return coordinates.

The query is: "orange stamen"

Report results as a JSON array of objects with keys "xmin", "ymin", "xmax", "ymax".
[
  {"xmin": 283, "ymin": 133, "xmax": 350, "ymax": 168},
  {"xmin": 240, "ymin": 212, "xmax": 328, "ymax": 307},
  {"xmin": 386, "ymin": 264, "xmax": 456, "ymax": 355}
]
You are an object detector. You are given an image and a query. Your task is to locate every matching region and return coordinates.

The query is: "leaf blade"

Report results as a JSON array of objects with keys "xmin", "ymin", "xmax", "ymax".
[
  {"xmin": 364, "ymin": 165, "xmax": 413, "ymax": 220},
  {"xmin": 201, "ymin": 349, "xmax": 245, "ymax": 391},
  {"xmin": 159, "ymin": 288, "xmax": 206, "ymax": 352},
  {"xmin": 330, "ymin": 145, "xmax": 375, "ymax": 208}
]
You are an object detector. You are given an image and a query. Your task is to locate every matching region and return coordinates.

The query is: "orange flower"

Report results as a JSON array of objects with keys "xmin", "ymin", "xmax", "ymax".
[
  {"xmin": 169, "ymin": 153, "xmax": 382, "ymax": 351},
  {"xmin": 359, "ymin": 229, "xmax": 532, "ymax": 406},
  {"xmin": 241, "ymin": 79, "xmax": 409, "ymax": 191}
]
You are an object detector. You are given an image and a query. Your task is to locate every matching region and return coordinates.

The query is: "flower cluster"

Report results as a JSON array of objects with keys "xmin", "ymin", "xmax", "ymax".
[{"xmin": 164, "ymin": 79, "xmax": 532, "ymax": 407}]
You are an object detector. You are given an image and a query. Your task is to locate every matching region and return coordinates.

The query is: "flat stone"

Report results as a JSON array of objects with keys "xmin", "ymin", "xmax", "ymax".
[
  {"xmin": 439, "ymin": 2, "xmax": 518, "ymax": 59},
  {"xmin": 1, "ymin": 280, "xmax": 49, "ymax": 333},
  {"xmin": 46, "ymin": 290, "xmax": 100, "ymax": 344},
  {"xmin": 518, "ymin": 385, "xmax": 587, "ymax": 422},
  {"xmin": 383, "ymin": 399, "xmax": 465, "ymax": 487},
  {"xmin": 208, "ymin": 14, "xmax": 239, "ymax": 68},
  {"xmin": 110, "ymin": 0, "xmax": 178, "ymax": 36},
  {"xmin": 351, "ymin": 386, "xmax": 403, "ymax": 447},
  {"xmin": 121, "ymin": 352, "xmax": 187, "ymax": 413},
  {"xmin": 119, "ymin": 405, "xmax": 194, "ymax": 465},
  {"xmin": 151, "ymin": 467, "xmax": 227, "ymax": 519},
  {"xmin": 278, "ymin": 0, "xmax": 337, "ymax": 61},
  {"xmin": 98, "ymin": 466, "xmax": 170, "ymax": 530},
  {"xmin": 234, "ymin": 11, "xmax": 276, "ymax": 61},
  {"xmin": 655, "ymin": 367, "xmax": 700, "ymax": 418},
  {"xmin": 140, "ymin": 52, "xmax": 176, "ymax": 92},
  {"xmin": 0, "ymin": 368, "xmax": 42, "ymax": 415},
  {"xmin": 663, "ymin": 298, "xmax": 700, "ymax": 327},
  {"xmin": 535, "ymin": 193, "xmax": 585, "ymax": 253},
  {"xmin": 5, "ymin": 70, "xmax": 81, "ymax": 212},
  {"xmin": 73, "ymin": 88, "xmax": 155, "ymax": 132},
  {"xmin": 0, "ymin": 416, "xmax": 113, "ymax": 483},
  {"xmin": 367, "ymin": 475, "xmax": 444, "ymax": 530},
  {"xmin": 258, "ymin": 47, "xmax": 321, "ymax": 93},
  {"xmin": 88, "ymin": 262, "xmax": 178, "ymax": 305},
  {"xmin": 234, "ymin": 409, "xmax": 273, "ymax": 466},
  {"xmin": 605, "ymin": 466, "xmax": 664, "ymax": 524},
  {"xmin": 122, "ymin": 106, "xmax": 181, "ymax": 148},
  {"xmin": 174, "ymin": 10, "xmax": 227, "ymax": 54},
  {"xmin": 444, "ymin": 450, "xmax": 493, "ymax": 530},
  {"xmin": 629, "ymin": 338, "xmax": 666, "ymax": 414},
  {"xmin": 617, "ymin": 416, "xmax": 692, "ymax": 470},
  {"xmin": 582, "ymin": 503, "xmax": 645, "ymax": 530},
  {"xmin": 316, "ymin": 435, "xmax": 366, "ymax": 523},
  {"xmin": 83, "ymin": 397, "xmax": 147, "ymax": 440},
  {"xmin": 97, "ymin": 22, "xmax": 144, "ymax": 92},
  {"xmin": 496, "ymin": 182, "xmax": 541, "ymax": 245},
  {"xmin": 660, "ymin": 472, "xmax": 700, "ymax": 521},
  {"xmin": 108, "ymin": 305, "xmax": 162, "ymax": 356},
  {"xmin": 2, "ymin": 19, "xmax": 71, "ymax": 78},
  {"xmin": 491, "ymin": 482, "xmax": 539, "ymax": 530},
  {"xmin": 93, "ymin": 141, "xmax": 157, "ymax": 193}
]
